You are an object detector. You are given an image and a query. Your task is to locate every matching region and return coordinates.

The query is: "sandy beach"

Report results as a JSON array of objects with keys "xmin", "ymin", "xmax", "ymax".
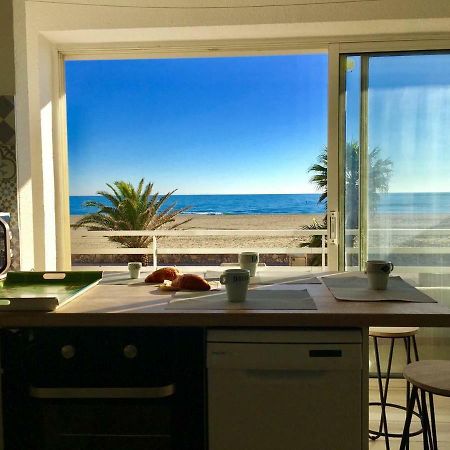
[
  {"xmin": 70, "ymin": 211, "xmax": 450, "ymax": 255},
  {"xmin": 71, "ymin": 214, "xmax": 325, "ymax": 253}
]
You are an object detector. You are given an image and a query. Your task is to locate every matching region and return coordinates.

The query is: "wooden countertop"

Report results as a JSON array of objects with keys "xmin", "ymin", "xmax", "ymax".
[{"xmin": 0, "ymin": 274, "xmax": 449, "ymax": 328}]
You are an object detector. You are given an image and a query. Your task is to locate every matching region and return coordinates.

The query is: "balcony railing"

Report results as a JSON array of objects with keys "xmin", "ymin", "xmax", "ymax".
[{"xmin": 71, "ymin": 229, "xmax": 328, "ymax": 269}]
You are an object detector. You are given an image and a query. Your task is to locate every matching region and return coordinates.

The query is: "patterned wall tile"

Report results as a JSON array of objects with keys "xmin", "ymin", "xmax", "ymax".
[{"xmin": 0, "ymin": 95, "xmax": 19, "ymax": 269}]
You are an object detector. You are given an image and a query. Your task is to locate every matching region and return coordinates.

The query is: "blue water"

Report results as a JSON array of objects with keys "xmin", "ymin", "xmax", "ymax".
[
  {"xmin": 70, "ymin": 194, "xmax": 326, "ymax": 216},
  {"xmin": 69, "ymin": 192, "xmax": 450, "ymax": 216}
]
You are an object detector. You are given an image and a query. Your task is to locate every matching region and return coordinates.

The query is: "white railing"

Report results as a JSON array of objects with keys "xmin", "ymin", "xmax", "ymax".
[
  {"xmin": 71, "ymin": 229, "xmax": 328, "ymax": 269},
  {"xmin": 345, "ymin": 228, "xmax": 450, "ymax": 273}
]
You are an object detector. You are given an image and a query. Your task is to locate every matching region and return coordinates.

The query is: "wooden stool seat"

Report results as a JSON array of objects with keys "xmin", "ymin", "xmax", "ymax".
[
  {"xmin": 369, "ymin": 326, "xmax": 419, "ymax": 338},
  {"xmin": 403, "ymin": 360, "xmax": 450, "ymax": 397}
]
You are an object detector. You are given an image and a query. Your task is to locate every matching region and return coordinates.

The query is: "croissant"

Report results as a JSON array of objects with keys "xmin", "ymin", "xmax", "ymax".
[
  {"xmin": 171, "ymin": 274, "xmax": 211, "ymax": 291},
  {"xmin": 145, "ymin": 267, "xmax": 180, "ymax": 283}
]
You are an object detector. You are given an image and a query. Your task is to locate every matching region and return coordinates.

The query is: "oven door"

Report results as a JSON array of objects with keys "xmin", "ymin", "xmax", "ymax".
[{"xmin": 29, "ymin": 384, "xmax": 175, "ymax": 450}]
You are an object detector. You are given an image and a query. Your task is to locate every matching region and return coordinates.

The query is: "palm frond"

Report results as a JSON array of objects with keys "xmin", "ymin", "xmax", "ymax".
[{"xmin": 73, "ymin": 179, "xmax": 191, "ymax": 260}]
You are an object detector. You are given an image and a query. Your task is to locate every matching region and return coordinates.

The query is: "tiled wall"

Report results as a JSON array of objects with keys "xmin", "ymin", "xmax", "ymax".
[{"xmin": 0, "ymin": 95, "xmax": 20, "ymax": 269}]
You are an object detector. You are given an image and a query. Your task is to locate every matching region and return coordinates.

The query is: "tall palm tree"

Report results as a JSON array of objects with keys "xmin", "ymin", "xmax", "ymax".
[
  {"xmin": 303, "ymin": 142, "xmax": 393, "ymax": 265},
  {"xmin": 308, "ymin": 149, "xmax": 328, "ymax": 206},
  {"xmin": 73, "ymin": 179, "xmax": 191, "ymax": 265}
]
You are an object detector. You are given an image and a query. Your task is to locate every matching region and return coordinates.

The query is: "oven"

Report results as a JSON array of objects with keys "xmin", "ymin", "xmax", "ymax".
[{"xmin": 1, "ymin": 327, "xmax": 205, "ymax": 450}]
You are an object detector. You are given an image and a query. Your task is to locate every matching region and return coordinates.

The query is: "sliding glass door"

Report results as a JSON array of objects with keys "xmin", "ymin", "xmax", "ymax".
[{"xmin": 341, "ymin": 51, "xmax": 450, "ymax": 363}]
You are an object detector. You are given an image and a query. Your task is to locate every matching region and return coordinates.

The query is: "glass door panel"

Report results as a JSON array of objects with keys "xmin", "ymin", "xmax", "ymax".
[{"xmin": 342, "ymin": 52, "xmax": 450, "ymax": 365}]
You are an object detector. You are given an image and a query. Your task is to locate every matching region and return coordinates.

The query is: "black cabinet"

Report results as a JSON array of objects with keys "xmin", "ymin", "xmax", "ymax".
[{"xmin": 1, "ymin": 327, "xmax": 205, "ymax": 450}]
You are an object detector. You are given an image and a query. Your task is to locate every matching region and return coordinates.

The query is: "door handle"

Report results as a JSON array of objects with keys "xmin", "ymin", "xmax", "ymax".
[
  {"xmin": 309, "ymin": 349, "xmax": 342, "ymax": 358},
  {"xmin": 329, "ymin": 211, "xmax": 338, "ymax": 245},
  {"xmin": 29, "ymin": 384, "xmax": 175, "ymax": 399}
]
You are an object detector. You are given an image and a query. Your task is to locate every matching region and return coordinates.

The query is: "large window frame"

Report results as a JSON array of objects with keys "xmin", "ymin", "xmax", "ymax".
[
  {"xmin": 15, "ymin": 31, "xmax": 450, "ymax": 271},
  {"xmin": 337, "ymin": 39, "xmax": 450, "ymax": 270},
  {"xmin": 56, "ymin": 43, "xmax": 335, "ymax": 270}
]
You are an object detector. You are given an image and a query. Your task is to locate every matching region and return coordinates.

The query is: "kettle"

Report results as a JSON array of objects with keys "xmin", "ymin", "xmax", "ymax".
[{"xmin": 0, "ymin": 212, "xmax": 12, "ymax": 277}]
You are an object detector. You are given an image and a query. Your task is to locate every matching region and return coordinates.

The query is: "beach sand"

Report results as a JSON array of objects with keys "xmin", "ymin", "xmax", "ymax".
[
  {"xmin": 70, "ymin": 211, "xmax": 450, "ymax": 254},
  {"xmin": 71, "ymin": 213, "xmax": 325, "ymax": 253}
]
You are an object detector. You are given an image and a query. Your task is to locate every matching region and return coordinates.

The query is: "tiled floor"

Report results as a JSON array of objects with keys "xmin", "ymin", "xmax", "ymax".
[{"xmin": 369, "ymin": 379, "xmax": 450, "ymax": 449}]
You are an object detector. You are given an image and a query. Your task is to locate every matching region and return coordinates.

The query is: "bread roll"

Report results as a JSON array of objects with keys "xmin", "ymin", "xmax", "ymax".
[
  {"xmin": 145, "ymin": 267, "xmax": 180, "ymax": 283},
  {"xmin": 171, "ymin": 274, "xmax": 211, "ymax": 291}
]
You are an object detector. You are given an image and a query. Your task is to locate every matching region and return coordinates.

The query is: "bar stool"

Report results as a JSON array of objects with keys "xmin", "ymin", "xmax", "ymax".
[
  {"xmin": 400, "ymin": 360, "xmax": 450, "ymax": 450},
  {"xmin": 369, "ymin": 327, "xmax": 422, "ymax": 449}
]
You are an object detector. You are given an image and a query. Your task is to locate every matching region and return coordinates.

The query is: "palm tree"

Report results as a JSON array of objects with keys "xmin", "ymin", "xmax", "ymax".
[
  {"xmin": 73, "ymin": 179, "xmax": 191, "ymax": 265},
  {"xmin": 308, "ymin": 149, "xmax": 328, "ymax": 206},
  {"xmin": 303, "ymin": 142, "xmax": 393, "ymax": 265}
]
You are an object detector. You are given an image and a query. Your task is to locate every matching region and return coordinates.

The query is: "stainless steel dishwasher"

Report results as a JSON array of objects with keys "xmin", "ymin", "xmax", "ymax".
[{"xmin": 207, "ymin": 329, "xmax": 364, "ymax": 450}]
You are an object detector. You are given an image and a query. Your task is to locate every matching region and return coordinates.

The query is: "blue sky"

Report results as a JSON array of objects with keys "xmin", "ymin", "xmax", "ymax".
[
  {"xmin": 346, "ymin": 53, "xmax": 450, "ymax": 193},
  {"xmin": 66, "ymin": 52, "xmax": 450, "ymax": 196},
  {"xmin": 66, "ymin": 54, "xmax": 328, "ymax": 195}
]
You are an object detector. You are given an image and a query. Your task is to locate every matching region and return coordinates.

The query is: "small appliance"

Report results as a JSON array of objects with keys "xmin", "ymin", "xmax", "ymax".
[{"xmin": 0, "ymin": 212, "xmax": 12, "ymax": 277}]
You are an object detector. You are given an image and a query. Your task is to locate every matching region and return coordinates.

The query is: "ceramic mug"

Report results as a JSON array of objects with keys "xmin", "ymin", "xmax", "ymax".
[
  {"xmin": 366, "ymin": 260, "xmax": 394, "ymax": 290},
  {"xmin": 128, "ymin": 262, "xmax": 142, "ymax": 279},
  {"xmin": 219, "ymin": 269, "xmax": 250, "ymax": 302},
  {"xmin": 239, "ymin": 252, "xmax": 259, "ymax": 277}
]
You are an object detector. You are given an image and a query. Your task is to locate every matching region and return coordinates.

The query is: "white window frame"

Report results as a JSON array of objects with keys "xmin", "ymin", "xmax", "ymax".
[
  {"xmin": 16, "ymin": 31, "xmax": 450, "ymax": 271},
  {"xmin": 56, "ymin": 42, "xmax": 334, "ymax": 270},
  {"xmin": 336, "ymin": 39, "xmax": 450, "ymax": 270}
]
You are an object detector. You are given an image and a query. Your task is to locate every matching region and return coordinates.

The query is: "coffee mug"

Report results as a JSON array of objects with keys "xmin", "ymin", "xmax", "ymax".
[
  {"xmin": 219, "ymin": 269, "xmax": 250, "ymax": 302},
  {"xmin": 239, "ymin": 252, "xmax": 259, "ymax": 277},
  {"xmin": 128, "ymin": 262, "xmax": 142, "ymax": 279},
  {"xmin": 366, "ymin": 260, "xmax": 394, "ymax": 290}
]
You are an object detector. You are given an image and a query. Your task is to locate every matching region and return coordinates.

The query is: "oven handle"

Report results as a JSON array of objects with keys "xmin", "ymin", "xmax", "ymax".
[{"xmin": 29, "ymin": 384, "xmax": 175, "ymax": 399}]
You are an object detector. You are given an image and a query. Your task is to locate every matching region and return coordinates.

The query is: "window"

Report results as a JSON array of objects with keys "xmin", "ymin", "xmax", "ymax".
[
  {"xmin": 65, "ymin": 54, "xmax": 329, "ymax": 269},
  {"xmin": 342, "ymin": 51, "xmax": 450, "ymax": 363}
]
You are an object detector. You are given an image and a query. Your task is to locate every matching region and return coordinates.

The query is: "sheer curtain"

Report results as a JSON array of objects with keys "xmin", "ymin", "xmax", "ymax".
[{"xmin": 343, "ymin": 52, "xmax": 450, "ymax": 368}]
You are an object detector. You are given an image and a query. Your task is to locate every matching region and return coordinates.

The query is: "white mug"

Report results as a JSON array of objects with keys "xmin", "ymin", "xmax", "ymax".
[
  {"xmin": 366, "ymin": 260, "xmax": 394, "ymax": 290},
  {"xmin": 239, "ymin": 252, "xmax": 259, "ymax": 277},
  {"xmin": 128, "ymin": 262, "xmax": 142, "ymax": 279},
  {"xmin": 219, "ymin": 269, "xmax": 250, "ymax": 302}
]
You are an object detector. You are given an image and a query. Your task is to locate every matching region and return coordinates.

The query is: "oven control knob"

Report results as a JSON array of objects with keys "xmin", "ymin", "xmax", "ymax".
[
  {"xmin": 123, "ymin": 344, "xmax": 138, "ymax": 359},
  {"xmin": 61, "ymin": 345, "xmax": 75, "ymax": 359}
]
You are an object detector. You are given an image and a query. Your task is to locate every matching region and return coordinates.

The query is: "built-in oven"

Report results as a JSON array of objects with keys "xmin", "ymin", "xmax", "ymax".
[{"xmin": 1, "ymin": 327, "xmax": 205, "ymax": 450}]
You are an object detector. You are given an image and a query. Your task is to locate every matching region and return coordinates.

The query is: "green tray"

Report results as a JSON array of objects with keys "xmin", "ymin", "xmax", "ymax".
[{"xmin": 0, "ymin": 271, "xmax": 103, "ymax": 311}]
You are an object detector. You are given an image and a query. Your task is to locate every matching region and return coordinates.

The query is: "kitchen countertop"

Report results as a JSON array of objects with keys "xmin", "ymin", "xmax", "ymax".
[{"xmin": 0, "ymin": 272, "xmax": 449, "ymax": 328}]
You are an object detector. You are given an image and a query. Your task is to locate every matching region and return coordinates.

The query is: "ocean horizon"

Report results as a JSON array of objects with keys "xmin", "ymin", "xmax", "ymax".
[{"xmin": 69, "ymin": 192, "xmax": 450, "ymax": 216}]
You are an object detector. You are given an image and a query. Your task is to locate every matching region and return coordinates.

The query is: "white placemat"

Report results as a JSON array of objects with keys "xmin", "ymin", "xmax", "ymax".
[{"xmin": 322, "ymin": 275, "xmax": 437, "ymax": 303}]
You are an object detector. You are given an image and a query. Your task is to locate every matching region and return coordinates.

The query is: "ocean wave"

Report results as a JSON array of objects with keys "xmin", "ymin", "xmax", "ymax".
[{"xmin": 182, "ymin": 211, "xmax": 224, "ymax": 215}]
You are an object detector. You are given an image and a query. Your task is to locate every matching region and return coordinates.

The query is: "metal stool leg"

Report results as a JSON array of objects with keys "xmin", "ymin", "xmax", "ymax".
[
  {"xmin": 409, "ymin": 335, "xmax": 426, "ymax": 442},
  {"xmin": 404, "ymin": 337, "xmax": 412, "ymax": 450},
  {"xmin": 420, "ymin": 389, "xmax": 431, "ymax": 450},
  {"xmin": 412, "ymin": 336, "xmax": 420, "ymax": 361},
  {"xmin": 429, "ymin": 393, "xmax": 438, "ymax": 450},
  {"xmin": 400, "ymin": 385, "xmax": 419, "ymax": 450},
  {"xmin": 370, "ymin": 336, "xmax": 392, "ymax": 449}
]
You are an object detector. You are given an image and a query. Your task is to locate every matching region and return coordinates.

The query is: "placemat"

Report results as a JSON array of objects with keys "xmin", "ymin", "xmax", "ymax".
[
  {"xmin": 165, "ymin": 289, "xmax": 316, "ymax": 310},
  {"xmin": 282, "ymin": 277, "xmax": 322, "ymax": 285},
  {"xmin": 204, "ymin": 272, "xmax": 322, "ymax": 285},
  {"xmin": 322, "ymin": 275, "xmax": 437, "ymax": 303},
  {"xmin": 100, "ymin": 272, "xmax": 147, "ymax": 286}
]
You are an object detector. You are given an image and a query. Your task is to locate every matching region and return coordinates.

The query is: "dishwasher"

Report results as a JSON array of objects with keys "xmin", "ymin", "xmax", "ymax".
[{"xmin": 207, "ymin": 329, "xmax": 364, "ymax": 450}]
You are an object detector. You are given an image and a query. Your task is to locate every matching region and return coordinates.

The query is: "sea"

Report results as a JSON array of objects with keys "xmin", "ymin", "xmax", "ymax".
[{"xmin": 69, "ymin": 192, "xmax": 450, "ymax": 216}]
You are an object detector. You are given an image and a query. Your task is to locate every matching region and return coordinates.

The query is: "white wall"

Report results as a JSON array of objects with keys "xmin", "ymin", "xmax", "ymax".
[{"xmin": 13, "ymin": 0, "xmax": 450, "ymax": 270}]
